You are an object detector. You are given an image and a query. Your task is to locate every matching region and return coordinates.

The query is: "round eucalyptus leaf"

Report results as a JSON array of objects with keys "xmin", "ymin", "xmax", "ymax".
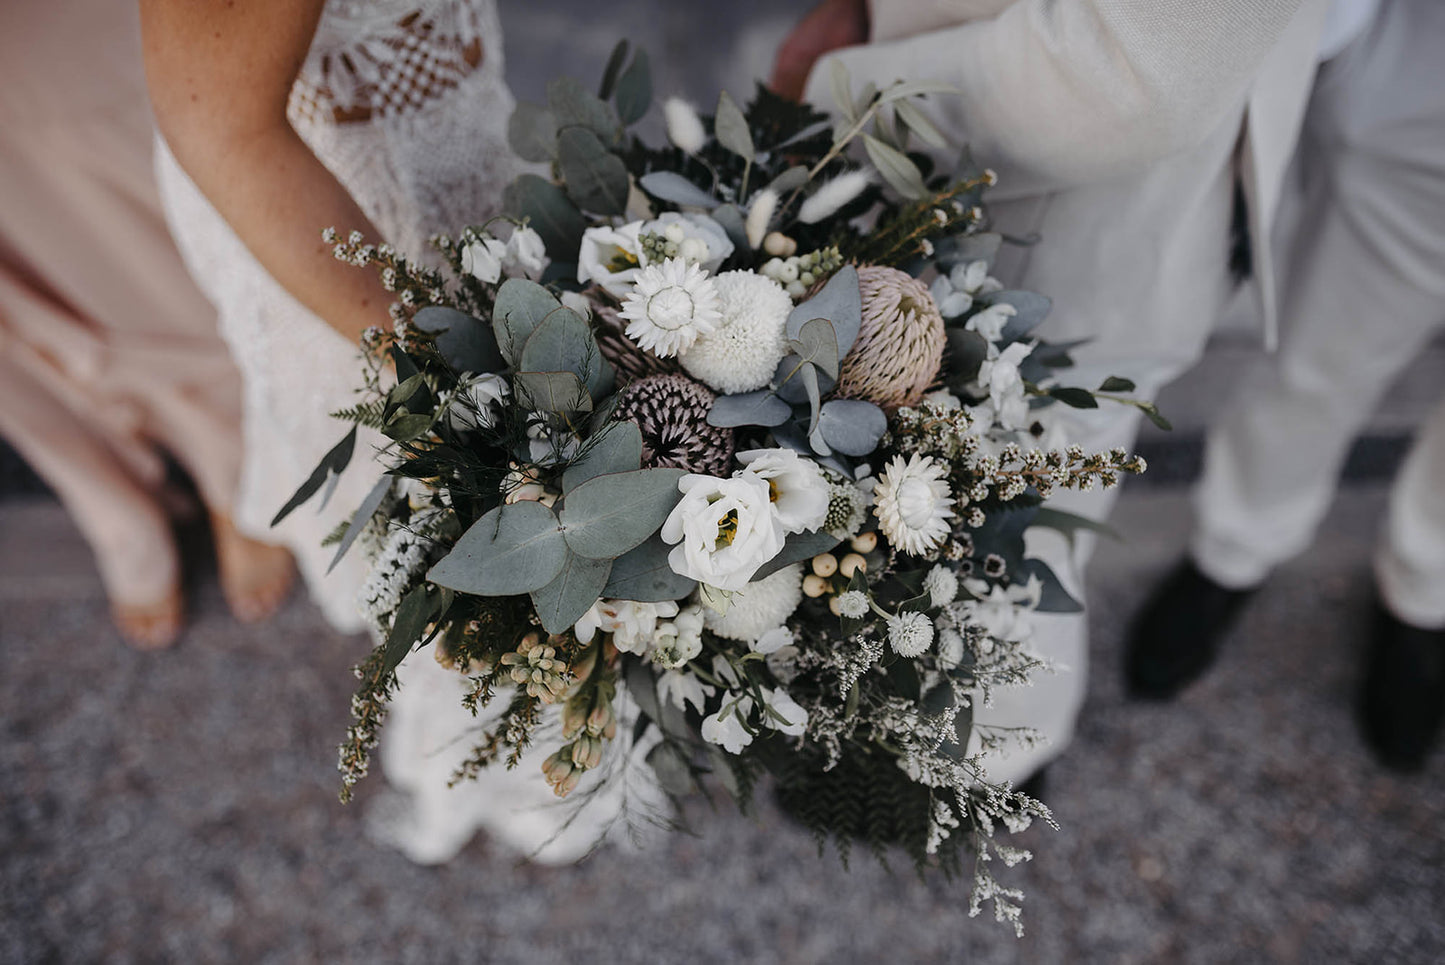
[
  {"xmin": 560, "ymin": 467, "xmax": 685, "ymax": 560},
  {"xmin": 427, "ymin": 501, "xmax": 567, "ymax": 596}
]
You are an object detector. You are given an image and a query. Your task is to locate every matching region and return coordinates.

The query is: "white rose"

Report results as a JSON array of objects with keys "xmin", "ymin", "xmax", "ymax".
[
  {"xmin": 643, "ymin": 212, "xmax": 735, "ymax": 275},
  {"xmin": 660, "ymin": 473, "xmax": 785, "ymax": 591},
  {"xmin": 576, "ymin": 222, "xmax": 644, "ymax": 297},
  {"xmin": 461, "ymin": 237, "xmax": 507, "ymax": 284},
  {"xmin": 504, "ymin": 225, "xmax": 547, "ymax": 277},
  {"xmin": 735, "ymin": 447, "xmax": 830, "ymax": 534}
]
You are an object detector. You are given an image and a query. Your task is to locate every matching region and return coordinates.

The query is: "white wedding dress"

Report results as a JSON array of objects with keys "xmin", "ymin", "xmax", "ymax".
[{"xmin": 155, "ymin": 0, "xmax": 661, "ymax": 865}]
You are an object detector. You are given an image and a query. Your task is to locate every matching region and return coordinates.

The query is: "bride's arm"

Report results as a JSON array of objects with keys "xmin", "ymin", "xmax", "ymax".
[{"xmin": 140, "ymin": 0, "xmax": 392, "ymax": 343}]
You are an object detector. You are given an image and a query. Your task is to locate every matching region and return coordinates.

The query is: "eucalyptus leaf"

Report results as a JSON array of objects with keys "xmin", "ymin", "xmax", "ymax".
[
  {"xmin": 513, "ymin": 371, "xmax": 593, "ymax": 414},
  {"xmin": 816, "ymin": 399, "xmax": 887, "ymax": 456},
  {"xmin": 507, "ymin": 101, "xmax": 559, "ymax": 162},
  {"xmin": 518, "ymin": 307, "xmax": 596, "ymax": 382},
  {"xmin": 603, "ymin": 534, "xmax": 697, "ymax": 602},
  {"xmin": 546, "ymin": 76, "xmax": 618, "ymax": 141},
  {"xmin": 271, "ymin": 425, "xmax": 356, "ymax": 526},
  {"xmin": 327, "ymin": 474, "xmax": 392, "ymax": 573},
  {"xmin": 707, "ymin": 390, "xmax": 792, "ymax": 428},
  {"xmin": 753, "ymin": 529, "xmax": 841, "ymax": 580},
  {"xmin": 381, "ymin": 585, "xmax": 437, "ymax": 676},
  {"xmin": 492, "ymin": 278, "xmax": 561, "ymax": 364},
  {"xmin": 427, "ymin": 501, "xmax": 568, "ymax": 596},
  {"xmin": 1016, "ymin": 558, "xmax": 1083, "ymax": 613},
  {"xmin": 503, "ymin": 174, "xmax": 586, "ymax": 264},
  {"xmin": 530, "ymin": 553, "xmax": 614, "ymax": 634},
  {"xmin": 773, "ymin": 353, "xmax": 835, "ymax": 405},
  {"xmin": 892, "ymin": 98, "xmax": 948, "ymax": 149},
  {"xmin": 597, "ymin": 40, "xmax": 629, "ymax": 101},
  {"xmin": 639, "ymin": 171, "xmax": 717, "ymax": 209},
  {"xmin": 800, "ymin": 362, "xmax": 822, "ymax": 435},
  {"xmin": 559, "ymin": 467, "xmax": 685, "ymax": 560},
  {"xmin": 557, "ymin": 127, "xmax": 630, "ymax": 216},
  {"xmin": 714, "ymin": 90, "xmax": 755, "ymax": 161},
  {"xmin": 934, "ymin": 232, "xmax": 1002, "ymax": 271},
  {"xmin": 787, "ymin": 317, "xmax": 840, "ymax": 380},
  {"xmin": 613, "ymin": 48, "xmax": 652, "ymax": 126},
  {"xmin": 1048, "ymin": 387, "xmax": 1099, "ymax": 409},
  {"xmin": 562, "ymin": 422, "xmax": 643, "ymax": 493},
  {"xmin": 787, "ymin": 264, "xmax": 861, "ymax": 358},
  {"xmin": 766, "ymin": 166, "xmax": 809, "ymax": 196},
  {"xmin": 414, "ymin": 306, "xmax": 505, "ymax": 375},
  {"xmin": 1098, "ymin": 375, "xmax": 1137, "ymax": 393},
  {"xmin": 945, "ymin": 329, "xmax": 990, "ymax": 386},
  {"xmin": 709, "ymin": 203, "xmax": 749, "ymax": 250},
  {"xmin": 863, "ymin": 134, "xmax": 928, "ymax": 200}
]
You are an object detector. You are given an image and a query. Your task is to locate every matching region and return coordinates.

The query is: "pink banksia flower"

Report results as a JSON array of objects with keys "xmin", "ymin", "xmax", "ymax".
[{"xmin": 835, "ymin": 265, "xmax": 946, "ymax": 411}]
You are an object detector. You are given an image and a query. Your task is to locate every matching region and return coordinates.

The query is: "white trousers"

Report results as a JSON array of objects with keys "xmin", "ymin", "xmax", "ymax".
[{"xmin": 1192, "ymin": 0, "xmax": 1445, "ymax": 629}]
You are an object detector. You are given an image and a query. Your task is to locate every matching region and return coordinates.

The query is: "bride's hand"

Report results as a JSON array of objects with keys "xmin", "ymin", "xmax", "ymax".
[
  {"xmin": 140, "ymin": 0, "xmax": 393, "ymax": 344},
  {"xmin": 769, "ymin": 0, "xmax": 870, "ymax": 102}
]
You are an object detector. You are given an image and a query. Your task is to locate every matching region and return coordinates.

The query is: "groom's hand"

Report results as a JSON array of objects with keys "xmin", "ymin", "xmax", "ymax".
[{"xmin": 770, "ymin": 0, "xmax": 869, "ymax": 102}]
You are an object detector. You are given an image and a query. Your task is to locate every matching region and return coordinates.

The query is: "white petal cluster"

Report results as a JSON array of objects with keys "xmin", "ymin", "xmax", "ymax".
[
  {"xmin": 505, "ymin": 225, "xmax": 547, "ymax": 277},
  {"xmin": 650, "ymin": 604, "xmax": 706, "ymax": 669},
  {"xmin": 835, "ymin": 589, "xmax": 870, "ymax": 619},
  {"xmin": 873, "ymin": 453, "xmax": 955, "ymax": 556},
  {"xmin": 576, "ymin": 223, "xmax": 643, "ymax": 296},
  {"xmin": 461, "ymin": 226, "xmax": 548, "ymax": 283},
  {"xmin": 619, "ymin": 258, "xmax": 722, "ymax": 358},
  {"xmin": 928, "ymin": 259, "xmax": 1001, "ymax": 318},
  {"xmin": 703, "ymin": 564, "xmax": 804, "ymax": 643},
  {"xmin": 574, "ymin": 598, "xmax": 680, "ymax": 655},
  {"xmin": 973, "ymin": 341, "xmax": 1034, "ymax": 431},
  {"xmin": 660, "ymin": 472, "xmax": 786, "ymax": 591},
  {"xmin": 736, "ymin": 447, "xmax": 830, "ymax": 534},
  {"xmin": 679, "ymin": 271, "xmax": 792, "ymax": 394},
  {"xmin": 461, "ymin": 236, "xmax": 507, "ymax": 284}
]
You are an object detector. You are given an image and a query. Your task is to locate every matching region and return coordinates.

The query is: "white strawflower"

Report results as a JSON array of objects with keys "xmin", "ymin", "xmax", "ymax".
[
  {"xmin": 835, "ymin": 589, "xmax": 869, "ymax": 619},
  {"xmin": 923, "ymin": 564, "xmax": 959, "ymax": 608},
  {"xmin": 704, "ymin": 563, "xmax": 804, "ymax": 642},
  {"xmin": 745, "ymin": 189, "xmax": 778, "ymax": 249},
  {"xmin": 576, "ymin": 222, "xmax": 644, "ymax": 296},
  {"xmin": 660, "ymin": 472, "xmax": 786, "ymax": 591},
  {"xmin": 619, "ymin": 258, "xmax": 722, "ymax": 357},
  {"xmin": 736, "ymin": 447, "xmax": 830, "ymax": 534},
  {"xmin": 664, "ymin": 97, "xmax": 707, "ymax": 154},
  {"xmin": 461, "ymin": 236, "xmax": 506, "ymax": 284},
  {"xmin": 887, "ymin": 610, "xmax": 935, "ymax": 657},
  {"xmin": 679, "ymin": 271, "xmax": 792, "ymax": 394},
  {"xmin": 873, "ymin": 453, "xmax": 955, "ymax": 556},
  {"xmin": 798, "ymin": 170, "xmax": 871, "ymax": 224}
]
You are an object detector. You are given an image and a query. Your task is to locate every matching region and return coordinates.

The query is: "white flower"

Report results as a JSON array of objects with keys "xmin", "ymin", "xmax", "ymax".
[
  {"xmin": 929, "ymin": 275, "xmax": 972, "ymax": 318},
  {"xmin": 679, "ymin": 271, "xmax": 792, "ymax": 394},
  {"xmin": 960, "ymin": 583, "xmax": 1031, "ymax": 643},
  {"xmin": 559, "ymin": 290, "xmax": 593, "ymax": 319},
  {"xmin": 663, "ymin": 97, "xmax": 707, "ymax": 154},
  {"xmin": 644, "ymin": 212, "xmax": 734, "ymax": 274},
  {"xmin": 835, "ymin": 590, "xmax": 869, "ymax": 619},
  {"xmin": 447, "ymin": 373, "xmax": 510, "ymax": 430},
  {"xmin": 752, "ymin": 626, "xmax": 795, "ymax": 655},
  {"xmin": 461, "ymin": 236, "xmax": 506, "ymax": 284},
  {"xmin": 887, "ymin": 610, "xmax": 935, "ymax": 657},
  {"xmin": 658, "ymin": 668, "xmax": 711, "ymax": 713},
  {"xmin": 976, "ymin": 340, "xmax": 1034, "ymax": 430},
  {"xmin": 651, "ymin": 604, "xmax": 706, "ymax": 669},
  {"xmin": 761, "ymin": 686, "xmax": 808, "ymax": 737},
  {"xmin": 745, "ymin": 189, "xmax": 778, "ymax": 249},
  {"xmin": 966, "ymin": 302, "xmax": 1018, "ymax": 342},
  {"xmin": 619, "ymin": 258, "xmax": 722, "ymax": 357},
  {"xmin": 504, "ymin": 225, "xmax": 547, "ymax": 277},
  {"xmin": 736, "ymin": 448, "xmax": 830, "ymax": 534},
  {"xmin": 703, "ymin": 563, "xmax": 804, "ymax": 642},
  {"xmin": 701, "ymin": 704, "xmax": 754, "ymax": 753},
  {"xmin": 574, "ymin": 599, "xmax": 680, "ymax": 655},
  {"xmin": 873, "ymin": 453, "xmax": 955, "ymax": 556},
  {"xmin": 798, "ymin": 170, "xmax": 871, "ymax": 224},
  {"xmin": 930, "ymin": 261, "xmax": 1001, "ymax": 319},
  {"xmin": 923, "ymin": 565, "xmax": 958, "ymax": 608},
  {"xmin": 577, "ymin": 222, "xmax": 644, "ymax": 296},
  {"xmin": 661, "ymin": 473, "xmax": 786, "ymax": 591},
  {"xmin": 937, "ymin": 627, "xmax": 966, "ymax": 669}
]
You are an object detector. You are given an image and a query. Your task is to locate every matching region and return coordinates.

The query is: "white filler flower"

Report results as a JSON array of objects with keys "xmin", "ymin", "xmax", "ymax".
[
  {"xmin": 736, "ymin": 447, "xmax": 830, "ymax": 534},
  {"xmin": 704, "ymin": 563, "xmax": 804, "ymax": 643},
  {"xmin": 873, "ymin": 453, "xmax": 955, "ymax": 556},
  {"xmin": 887, "ymin": 610, "xmax": 935, "ymax": 657},
  {"xmin": 619, "ymin": 258, "xmax": 722, "ymax": 357},
  {"xmin": 679, "ymin": 271, "xmax": 792, "ymax": 394},
  {"xmin": 661, "ymin": 472, "xmax": 785, "ymax": 591}
]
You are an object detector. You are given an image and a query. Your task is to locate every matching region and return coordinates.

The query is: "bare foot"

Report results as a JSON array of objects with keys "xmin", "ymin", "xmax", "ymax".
[
  {"xmin": 113, "ymin": 589, "xmax": 184, "ymax": 651},
  {"xmin": 211, "ymin": 512, "xmax": 295, "ymax": 623}
]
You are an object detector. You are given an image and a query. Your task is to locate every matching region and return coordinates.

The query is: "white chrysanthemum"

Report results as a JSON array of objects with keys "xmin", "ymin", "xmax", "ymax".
[
  {"xmin": 663, "ymin": 97, "xmax": 707, "ymax": 154},
  {"xmin": 887, "ymin": 610, "xmax": 935, "ymax": 657},
  {"xmin": 736, "ymin": 447, "xmax": 830, "ymax": 534},
  {"xmin": 679, "ymin": 271, "xmax": 792, "ymax": 394},
  {"xmin": 873, "ymin": 453, "xmax": 955, "ymax": 556},
  {"xmin": 923, "ymin": 564, "xmax": 959, "ymax": 608},
  {"xmin": 619, "ymin": 258, "xmax": 722, "ymax": 357},
  {"xmin": 835, "ymin": 589, "xmax": 869, "ymax": 620},
  {"xmin": 798, "ymin": 170, "xmax": 872, "ymax": 224},
  {"xmin": 704, "ymin": 564, "xmax": 804, "ymax": 642}
]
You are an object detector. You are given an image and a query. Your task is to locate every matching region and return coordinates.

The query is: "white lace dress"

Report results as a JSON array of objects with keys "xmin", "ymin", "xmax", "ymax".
[{"xmin": 156, "ymin": 0, "xmax": 659, "ymax": 864}]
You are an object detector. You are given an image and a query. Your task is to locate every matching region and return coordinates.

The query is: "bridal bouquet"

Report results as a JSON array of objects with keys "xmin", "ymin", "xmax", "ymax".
[{"xmin": 281, "ymin": 45, "xmax": 1157, "ymax": 930}]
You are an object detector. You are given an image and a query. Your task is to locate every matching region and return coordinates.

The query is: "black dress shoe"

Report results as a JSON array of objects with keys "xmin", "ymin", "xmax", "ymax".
[
  {"xmin": 1358, "ymin": 601, "xmax": 1445, "ymax": 773},
  {"xmin": 1124, "ymin": 560, "xmax": 1258, "ymax": 701}
]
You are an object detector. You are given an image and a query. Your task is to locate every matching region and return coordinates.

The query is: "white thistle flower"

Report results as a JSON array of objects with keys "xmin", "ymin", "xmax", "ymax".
[
  {"xmin": 664, "ymin": 97, "xmax": 708, "ymax": 154},
  {"xmin": 887, "ymin": 610, "xmax": 935, "ymax": 657},
  {"xmin": 679, "ymin": 271, "xmax": 792, "ymax": 394},
  {"xmin": 619, "ymin": 258, "xmax": 722, "ymax": 357},
  {"xmin": 923, "ymin": 565, "xmax": 959, "ymax": 608},
  {"xmin": 835, "ymin": 590, "xmax": 869, "ymax": 619},
  {"xmin": 798, "ymin": 170, "xmax": 871, "ymax": 224},
  {"xmin": 745, "ymin": 189, "xmax": 778, "ymax": 249},
  {"xmin": 873, "ymin": 453, "xmax": 955, "ymax": 556}
]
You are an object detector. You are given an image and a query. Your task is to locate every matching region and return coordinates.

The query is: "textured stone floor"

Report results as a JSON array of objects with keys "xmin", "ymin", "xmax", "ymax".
[{"xmin": 3, "ymin": 486, "xmax": 1442, "ymax": 965}]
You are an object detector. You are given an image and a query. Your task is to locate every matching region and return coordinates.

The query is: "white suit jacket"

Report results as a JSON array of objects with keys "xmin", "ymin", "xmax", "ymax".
[{"xmin": 807, "ymin": 0, "xmax": 1333, "ymax": 370}]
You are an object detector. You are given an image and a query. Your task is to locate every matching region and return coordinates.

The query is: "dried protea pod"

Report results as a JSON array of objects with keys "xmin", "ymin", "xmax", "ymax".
[
  {"xmin": 591, "ymin": 299, "xmax": 682, "ymax": 382},
  {"xmin": 611, "ymin": 373, "xmax": 735, "ymax": 476},
  {"xmin": 834, "ymin": 265, "xmax": 945, "ymax": 411}
]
